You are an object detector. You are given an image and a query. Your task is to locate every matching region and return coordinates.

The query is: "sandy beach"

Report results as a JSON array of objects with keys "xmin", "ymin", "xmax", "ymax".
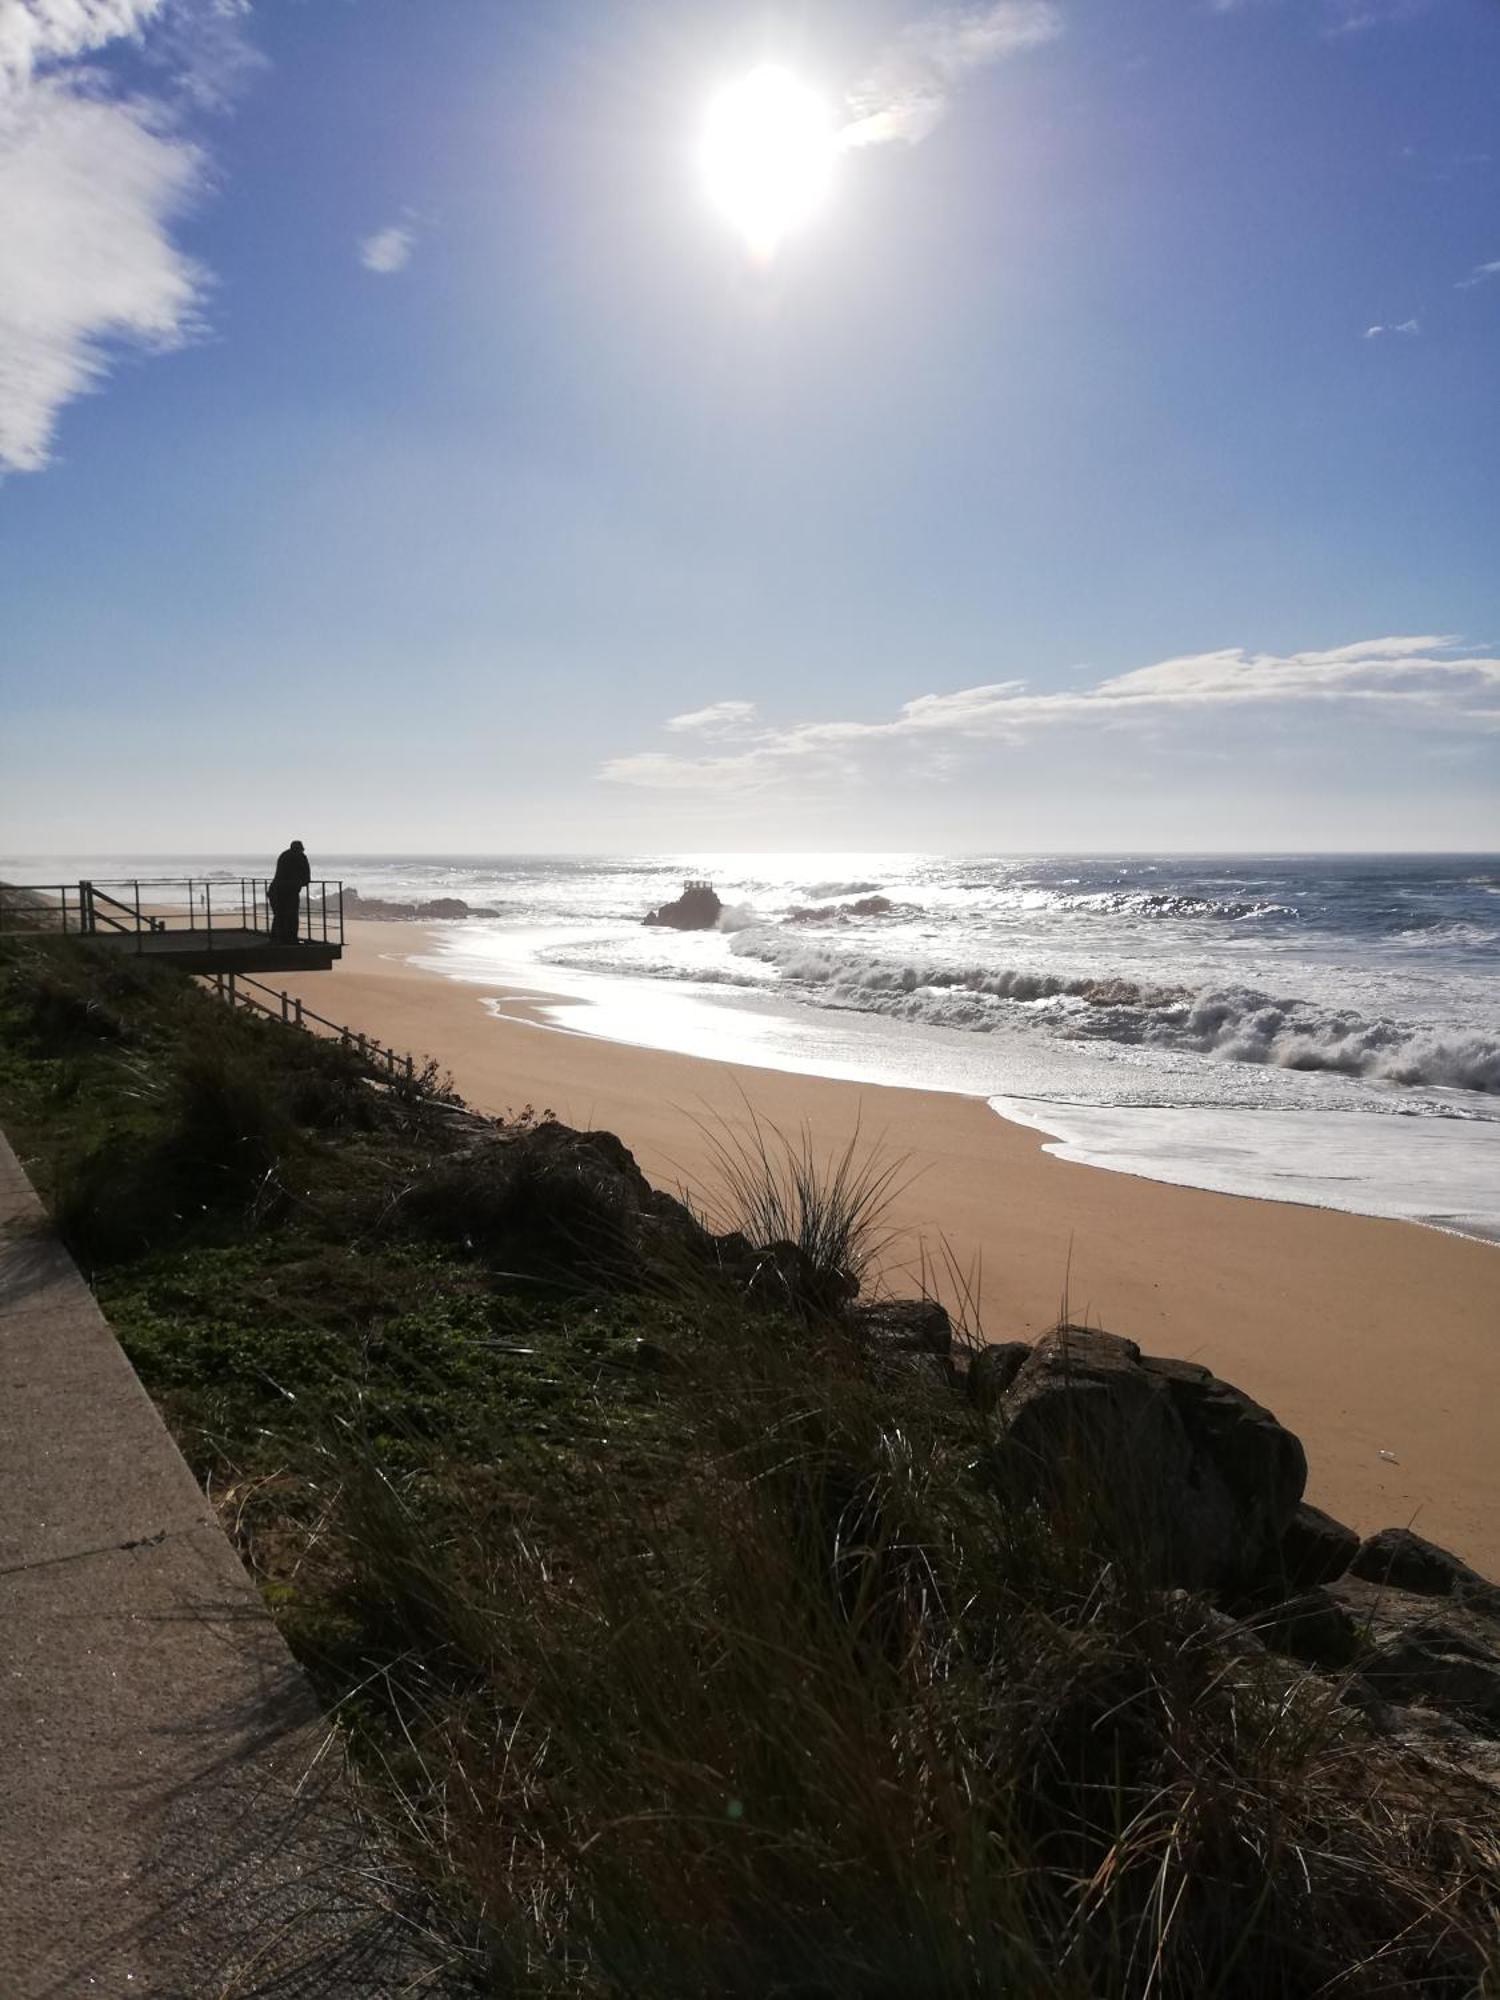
[{"xmin": 274, "ymin": 920, "xmax": 1500, "ymax": 1574}]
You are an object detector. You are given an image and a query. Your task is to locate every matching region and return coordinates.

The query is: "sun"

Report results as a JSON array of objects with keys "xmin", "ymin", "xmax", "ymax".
[{"xmin": 701, "ymin": 66, "xmax": 836, "ymax": 260}]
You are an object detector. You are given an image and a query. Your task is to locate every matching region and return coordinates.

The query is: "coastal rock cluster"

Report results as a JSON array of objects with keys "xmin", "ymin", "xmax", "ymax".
[
  {"xmin": 850, "ymin": 1312, "xmax": 1500, "ymax": 1769},
  {"xmin": 344, "ymin": 887, "xmax": 499, "ymax": 921}
]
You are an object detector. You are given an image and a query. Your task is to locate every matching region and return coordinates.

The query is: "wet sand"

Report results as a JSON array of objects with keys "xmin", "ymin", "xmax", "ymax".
[{"xmin": 273, "ymin": 921, "xmax": 1500, "ymax": 1574}]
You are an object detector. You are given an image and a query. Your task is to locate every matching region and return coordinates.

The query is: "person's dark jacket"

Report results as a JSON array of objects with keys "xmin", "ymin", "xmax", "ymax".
[{"xmin": 271, "ymin": 846, "xmax": 311, "ymax": 898}]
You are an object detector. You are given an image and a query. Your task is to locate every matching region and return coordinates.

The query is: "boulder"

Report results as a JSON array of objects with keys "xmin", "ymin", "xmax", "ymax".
[
  {"xmin": 643, "ymin": 883, "xmax": 723, "ymax": 930},
  {"xmin": 1245, "ymin": 1587, "xmax": 1359, "ymax": 1670},
  {"xmin": 1276, "ymin": 1501, "xmax": 1360, "ymax": 1589},
  {"xmin": 740, "ymin": 1238, "xmax": 859, "ymax": 1319},
  {"xmin": 1138, "ymin": 1353, "xmax": 1307, "ymax": 1561},
  {"xmin": 849, "ymin": 1299, "xmax": 952, "ymax": 1356},
  {"xmin": 405, "ymin": 1119, "xmax": 715, "ymax": 1282},
  {"xmin": 1364, "ymin": 1624, "xmax": 1500, "ymax": 1731},
  {"xmin": 1349, "ymin": 1528, "xmax": 1497, "ymax": 1607},
  {"xmin": 966, "ymin": 1341, "xmax": 1031, "ymax": 1412},
  {"xmin": 994, "ymin": 1327, "xmax": 1306, "ymax": 1590},
  {"xmin": 1333, "ymin": 1575, "xmax": 1500, "ymax": 1736}
]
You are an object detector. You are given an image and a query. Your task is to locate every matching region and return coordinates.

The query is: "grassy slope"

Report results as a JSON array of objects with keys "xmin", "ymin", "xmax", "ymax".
[{"xmin": 1, "ymin": 941, "xmax": 1495, "ymax": 1999}]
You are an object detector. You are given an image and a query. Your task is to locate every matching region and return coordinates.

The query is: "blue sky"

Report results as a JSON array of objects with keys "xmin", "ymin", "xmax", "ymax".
[{"xmin": 1, "ymin": 0, "xmax": 1496, "ymax": 854}]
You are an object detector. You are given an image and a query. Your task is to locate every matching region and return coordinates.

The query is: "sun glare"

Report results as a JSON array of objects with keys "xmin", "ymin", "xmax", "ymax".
[{"xmin": 701, "ymin": 66, "xmax": 835, "ymax": 260}]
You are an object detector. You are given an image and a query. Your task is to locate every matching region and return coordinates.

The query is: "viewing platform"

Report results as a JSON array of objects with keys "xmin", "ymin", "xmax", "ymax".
[{"xmin": 0, "ymin": 877, "xmax": 345, "ymax": 974}]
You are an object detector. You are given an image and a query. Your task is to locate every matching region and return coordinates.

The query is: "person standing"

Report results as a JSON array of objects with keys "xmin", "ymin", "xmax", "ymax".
[{"xmin": 268, "ymin": 840, "xmax": 311, "ymax": 942}]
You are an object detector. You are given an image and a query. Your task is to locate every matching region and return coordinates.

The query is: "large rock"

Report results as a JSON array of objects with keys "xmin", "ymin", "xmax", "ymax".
[
  {"xmin": 993, "ymin": 1327, "xmax": 1306, "ymax": 1589},
  {"xmin": 643, "ymin": 883, "xmax": 723, "ymax": 930},
  {"xmin": 849, "ymin": 1299, "xmax": 952, "ymax": 1356},
  {"xmin": 1245, "ymin": 1587, "xmax": 1359, "ymax": 1669},
  {"xmin": 966, "ymin": 1341, "xmax": 1031, "ymax": 1411},
  {"xmin": 404, "ymin": 1119, "xmax": 715, "ymax": 1282},
  {"xmin": 1349, "ymin": 1528, "xmax": 1497, "ymax": 1608},
  {"xmin": 1277, "ymin": 1501, "xmax": 1359, "ymax": 1588},
  {"xmin": 1333, "ymin": 1575, "xmax": 1500, "ymax": 1737}
]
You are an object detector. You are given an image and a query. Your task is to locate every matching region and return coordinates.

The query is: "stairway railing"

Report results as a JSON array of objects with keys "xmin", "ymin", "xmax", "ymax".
[{"xmin": 206, "ymin": 969, "xmax": 417, "ymax": 1084}]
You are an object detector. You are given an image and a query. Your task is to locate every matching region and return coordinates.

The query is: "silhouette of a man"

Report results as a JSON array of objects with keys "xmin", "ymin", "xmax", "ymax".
[{"xmin": 269, "ymin": 840, "xmax": 311, "ymax": 942}]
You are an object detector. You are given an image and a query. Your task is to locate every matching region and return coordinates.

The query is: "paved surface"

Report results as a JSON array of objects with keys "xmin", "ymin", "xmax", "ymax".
[{"xmin": 0, "ymin": 1130, "xmax": 449, "ymax": 1996}]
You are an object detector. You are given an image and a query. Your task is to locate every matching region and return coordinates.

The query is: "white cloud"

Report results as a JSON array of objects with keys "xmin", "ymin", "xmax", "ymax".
[
  {"xmin": 839, "ymin": 2, "xmax": 1062, "ymax": 151},
  {"xmin": 359, "ymin": 222, "xmax": 415, "ymax": 275},
  {"xmin": 1457, "ymin": 258, "xmax": 1500, "ymax": 290},
  {"xmin": 0, "ymin": 76, "xmax": 205, "ymax": 472},
  {"xmin": 601, "ymin": 637, "xmax": 1500, "ymax": 790},
  {"xmin": 665, "ymin": 699, "xmax": 759, "ymax": 736},
  {"xmin": 1362, "ymin": 318, "xmax": 1419, "ymax": 337},
  {"xmin": 0, "ymin": 0, "xmax": 253, "ymax": 475},
  {"xmin": 0, "ymin": 0, "xmax": 166, "ymax": 85}
]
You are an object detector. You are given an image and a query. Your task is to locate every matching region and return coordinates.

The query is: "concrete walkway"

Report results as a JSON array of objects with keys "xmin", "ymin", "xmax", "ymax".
[{"xmin": 0, "ymin": 1130, "xmax": 444, "ymax": 1996}]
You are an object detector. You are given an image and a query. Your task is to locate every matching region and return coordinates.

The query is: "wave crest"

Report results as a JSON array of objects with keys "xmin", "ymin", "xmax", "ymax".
[{"xmin": 729, "ymin": 932, "xmax": 1499, "ymax": 1094}]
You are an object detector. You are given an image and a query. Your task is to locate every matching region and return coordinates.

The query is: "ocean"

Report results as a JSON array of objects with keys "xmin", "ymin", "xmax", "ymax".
[{"xmin": 9, "ymin": 851, "xmax": 1499, "ymax": 1242}]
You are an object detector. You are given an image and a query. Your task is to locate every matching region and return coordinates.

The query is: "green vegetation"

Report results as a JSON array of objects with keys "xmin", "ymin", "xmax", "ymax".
[{"xmin": 1, "ymin": 940, "xmax": 1496, "ymax": 1998}]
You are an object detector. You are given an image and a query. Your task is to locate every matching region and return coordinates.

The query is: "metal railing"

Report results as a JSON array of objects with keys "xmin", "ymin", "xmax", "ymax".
[
  {"xmin": 207, "ymin": 969, "xmax": 417, "ymax": 1084},
  {"xmin": 0, "ymin": 878, "xmax": 344, "ymax": 951}
]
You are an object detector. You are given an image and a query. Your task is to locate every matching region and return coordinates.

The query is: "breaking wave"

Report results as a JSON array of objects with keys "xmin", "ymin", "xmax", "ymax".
[
  {"xmin": 1028, "ymin": 888, "xmax": 1298, "ymax": 923},
  {"xmin": 784, "ymin": 895, "xmax": 903, "ymax": 924},
  {"xmin": 729, "ymin": 931, "xmax": 1500, "ymax": 1094}
]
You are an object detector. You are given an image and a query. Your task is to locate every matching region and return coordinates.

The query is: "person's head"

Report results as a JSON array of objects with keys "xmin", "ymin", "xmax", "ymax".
[{"xmin": 290, "ymin": 839, "xmax": 304, "ymax": 853}]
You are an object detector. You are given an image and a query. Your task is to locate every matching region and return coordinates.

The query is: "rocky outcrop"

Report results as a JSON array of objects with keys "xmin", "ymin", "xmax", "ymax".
[{"xmin": 643, "ymin": 882, "xmax": 722, "ymax": 930}]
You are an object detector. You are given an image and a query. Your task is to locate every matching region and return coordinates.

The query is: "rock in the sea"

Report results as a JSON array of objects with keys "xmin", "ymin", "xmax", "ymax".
[
  {"xmin": 993, "ymin": 1327, "xmax": 1306, "ymax": 1590},
  {"xmin": 849, "ymin": 1298, "xmax": 952, "ymax": 1356},
  {"xmin": 343, "ymin": 887, "xmax": 492, "ymax": 922},
  {"xmin": 643, "ymin": 881, "xmax": 723, "ymax": 930},
  {"xmin": 1276, "ymin": 1500, "xmax": 1360, "ymax": 1589},
  {"xmin": 966, "ymin": 1341, "xmax": 1031, "ymax": 1412}
]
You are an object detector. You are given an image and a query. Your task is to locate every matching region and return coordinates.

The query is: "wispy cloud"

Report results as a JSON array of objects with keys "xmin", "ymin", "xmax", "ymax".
[
  {"xmin": 1362, "ymin": 318, "xmax": 1420, "ymax": 337},
  {"xmin": 359, "ymin": 221, "xmax": 416, "ymax": 274},
  {"xmin": 0, "ymin": 1, "xmax": 166, "ymax": 82},
  {"xmin": 0, "ymin": 0, "xmax": 253, "ymax": 475},
  {"xmin": 1211, "ymin": 0, "xmax": 1436, "ymax": 32},
  {"xmin": 1457, "ymin": 258, "xmax": 1500, "ymax": 291},
  {"xmin": 839, "ymin": 2, "xmax": 1062, "ymax": 151},
  {"xmin": 665, "ymin": 699, "xmax": 759, "ymax": 736},
  {"xmin": 601, "ymin": 638, "xmax": 1500, "ymax": 792}
]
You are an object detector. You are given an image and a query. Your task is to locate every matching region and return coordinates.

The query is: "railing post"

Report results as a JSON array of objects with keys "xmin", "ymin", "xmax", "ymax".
[
  {"xmin": 227, "ymin": 973, "xmax": 236, "ymax": 1007},
  {"xmin": 295, "ymin": 998, "xmax": 304, "ymax": 1029},
  {"xmin": 406, "ymin": 1053, "xmax": 414, "ymax": 1082},
  {"xmin": 281, "ymin": 990, "xmax": 289, "ymax": 1023}
]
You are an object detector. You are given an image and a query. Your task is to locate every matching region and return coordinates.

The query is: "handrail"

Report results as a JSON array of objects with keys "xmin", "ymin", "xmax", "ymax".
[
  {"xmin": 206, "ymin": 969, "xmax": 417, "ymax": 1084},
  {"xmin": 0, "ymin": 878, "xmax": 344, "ymax": 951}
]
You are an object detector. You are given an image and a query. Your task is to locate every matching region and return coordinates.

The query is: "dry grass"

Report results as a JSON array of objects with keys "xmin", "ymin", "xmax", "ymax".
[{"xmin": 312, "ymin": 1309, "xmax": 1500, "ymax": 1998}]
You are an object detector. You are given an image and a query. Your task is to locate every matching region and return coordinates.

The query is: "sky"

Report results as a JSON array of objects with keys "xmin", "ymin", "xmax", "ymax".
[{"xmin": 0, "ymin": 0, "xmax": 1497, "ymax": 857}]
